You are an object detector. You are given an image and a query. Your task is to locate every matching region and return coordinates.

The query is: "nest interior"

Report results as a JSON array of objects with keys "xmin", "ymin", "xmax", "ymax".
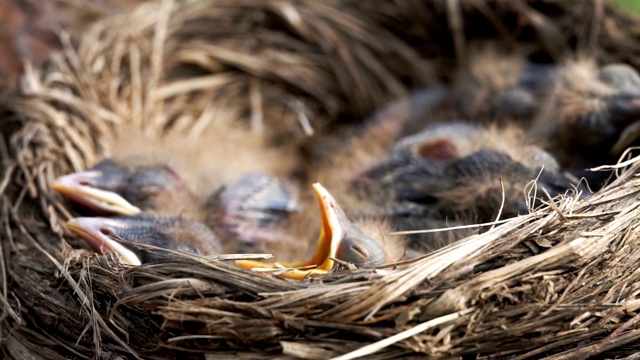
[{"xmin": 3, "ymin": 0, "xmax": 640, "ymax": 358}]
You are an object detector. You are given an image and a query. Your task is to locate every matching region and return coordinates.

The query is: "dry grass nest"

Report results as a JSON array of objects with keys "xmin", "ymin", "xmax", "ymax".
[{"xmin": 3, "ymin": 0, "xmax": 640, "ymax": 358}]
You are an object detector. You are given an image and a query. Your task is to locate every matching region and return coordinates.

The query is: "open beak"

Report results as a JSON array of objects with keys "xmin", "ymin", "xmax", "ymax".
[
  {"xmin": 52, "ymin": 171, "xmax": 142, "ymax": 215},
  {"xmin": 67, "ymin": 217, "xmax": 142, "ymax": 266},
  {"xmin": 235, "ymin": 183, "xmax": 385, "ymax": 279}
]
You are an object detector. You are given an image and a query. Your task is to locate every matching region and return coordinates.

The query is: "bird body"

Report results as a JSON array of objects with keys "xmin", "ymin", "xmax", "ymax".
[{"xmin": 58, "ymin": 171, "xmax": 401, "ymax": 278}]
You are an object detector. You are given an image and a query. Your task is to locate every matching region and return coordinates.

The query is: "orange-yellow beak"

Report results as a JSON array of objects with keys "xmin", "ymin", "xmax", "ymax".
[
  {"xmin": 52, "ymin": 172, "xmax": 142, "ymax": 215},
  {"xmin": 235, "ymin": 183, "xmax": 386, "ymax": 279}
]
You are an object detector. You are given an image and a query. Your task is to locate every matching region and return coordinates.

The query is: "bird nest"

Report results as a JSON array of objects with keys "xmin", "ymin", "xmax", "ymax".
[{"xmin": 3, "ymin": 0, "xmax": 640, "ymax": 358}]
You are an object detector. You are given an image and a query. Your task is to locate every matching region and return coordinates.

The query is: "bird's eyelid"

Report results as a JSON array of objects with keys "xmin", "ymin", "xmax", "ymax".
[{"xmin": 347, "ymin": 242, "xmax": 370, "ymax": 260}]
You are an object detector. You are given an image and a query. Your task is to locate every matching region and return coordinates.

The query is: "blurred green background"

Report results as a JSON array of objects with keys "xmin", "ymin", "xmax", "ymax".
[{"xmin": 612, "ymin": 0, "xmax": 640, "ymax": 14}]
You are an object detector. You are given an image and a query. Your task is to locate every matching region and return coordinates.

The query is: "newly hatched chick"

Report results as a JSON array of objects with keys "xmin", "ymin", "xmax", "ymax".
[
  {"xmin": 52, "ymin": 159, "xmax": 224, "ymax": 265},
  {"xmin": 376, "ymin": 123, "xmax": 575, "ymax": 219},
  {"xmin": 51, "ymin": 159, "xmax": 193, "ymax": 216},
  {"xmin": 235, "ymin": 183, "xmax": 405, "ymax": 279},
  {"xmin": 61, "ymin": 178, "xmax": 401, "ymax": 277},
  {"xmin": 201, "ymin": 174, "xmax": 406, "ymax": 274},
  {"xmin": 530, "ymin": 60, "xmax": 640, "ymax": 187},
  {"xmin": 67, "ymin": 215, "xmax": 222, "ymax": 265},
  {"xmin": 52, "ymin": 164, "xmax": 303, "ymax": 258},
  {"xmin": 203, "ymin": 172, "xmax": 302, "ymax": 254},
  {"xmin": 314, "ymin": 121, "xmax": 579, "ymax": 253}
]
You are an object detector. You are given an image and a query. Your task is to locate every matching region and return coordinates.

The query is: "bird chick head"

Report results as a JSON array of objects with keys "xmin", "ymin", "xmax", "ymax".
[
  {"xmin": 52, "ymin": 159, "xmax": 192, "ymax": 216},
  {"xmin": 52, "ymin": 160, "xmax": 142, "ymax": 216},
  {"xmin": 67, "ymin": 214, "xmax": 222, "ymax": 265},
  {"xmin": 235, "ymin": 183, "xmax": 395, "ymax": 279}
]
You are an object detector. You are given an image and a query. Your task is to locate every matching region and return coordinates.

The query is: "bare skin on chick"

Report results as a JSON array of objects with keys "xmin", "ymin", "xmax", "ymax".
[{"xmin": 530, "ymin": 61, "xmax": 640, "ymax": 187}]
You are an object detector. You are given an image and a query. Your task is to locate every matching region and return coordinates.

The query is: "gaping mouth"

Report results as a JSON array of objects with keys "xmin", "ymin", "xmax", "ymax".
[
  {"xmin": 235, "ymin": 183, "xmax": 345, "ymax": 280},
  {"xmin": 51, "ymin": 171, "xmax": 141, "ymax": 215},
  {"xmin": 67, "ymin": 217, "xmax": 142, "ymax": 266}
]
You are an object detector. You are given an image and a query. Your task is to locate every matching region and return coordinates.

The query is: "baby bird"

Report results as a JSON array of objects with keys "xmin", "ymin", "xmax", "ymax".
[
  {"xmin": 67, "ymin": 215, "xmax": 222, "ymax": 265},
  {"xmin": 52, "ymin": 159, "xmax": 223, "ymax": 265},
  {"xmin": 202, "ymin": 173, "xmax": 303, "ymax": 255},
  {"xmin": 530, "ymin": 60, "xmax": 640, "ymax": 187},
  {"xmin": 52, "ymin": 162, "xmax": 301, "ymax": 256},
  {"xmin": 51, "ymin": 159, "xmax": 192, "ymax": 216},
  {"xmin": 235, "ymin": 183, "xmax": 404, "ymax": 279},
  {"xmin": 312, "ymin": 121, "xmax": 579, "ymax": 252},
  {"xmin": 197, "ymin": 174, "xmax": 405, "ymax": 272},
  {"xmin": 373, "ymin": 123, "xmax": 574, "ymax": 218},
  {"xmin": 62, "ymin": 180, "xmax": 400, "ymax": 277}
]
